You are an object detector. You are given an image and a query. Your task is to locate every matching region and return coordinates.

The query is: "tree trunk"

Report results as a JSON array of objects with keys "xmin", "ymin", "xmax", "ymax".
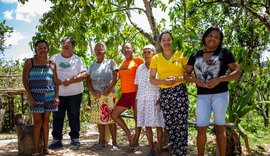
[
  {"xmin": 15, "ymin": 114, "xmax": 42, "ymax": 155},
  {"xmin": 226, "ymin": 128, "xmax": 242, "ymax": 156},
  {"xmin": 16, "ymin": 125, "xmax": 36, "ymax": 155}
]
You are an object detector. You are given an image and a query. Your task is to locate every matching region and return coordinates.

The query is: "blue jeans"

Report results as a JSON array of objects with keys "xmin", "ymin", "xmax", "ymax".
[{"xmin": 52, "ymin": 93, "xmax": 82, "ymax": 140}]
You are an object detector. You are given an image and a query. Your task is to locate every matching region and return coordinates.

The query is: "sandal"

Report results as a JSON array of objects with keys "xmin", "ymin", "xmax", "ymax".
[
  {"xmin": 112, "ymin": 142, "xmax": 119, "ymax": 150},
  {"xmin": 43, "ymin": 149, "xmax": 55, "ymax": 155},
  {"xmin": 131, "ymin": 144, "xmax": 139, "ymax": 151},
  {"xmin": 93, "ymin": 143, "xmax": 105, "ymax": 150}
]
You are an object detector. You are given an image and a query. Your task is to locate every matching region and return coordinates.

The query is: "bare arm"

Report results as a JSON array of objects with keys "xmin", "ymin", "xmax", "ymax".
[
  {"xmin": 22, "ymin": 59, "xmax": 35, "ymax": 107},
  {"xmin": 184, "ymin": 65, "xmax": 196, "ymax": 83},
  {"xmin": 62, "ymin": 70, "xmax": 88, "ymax": 86},
  {"xmin": 184, "ymin": 65, "xmax": 207, "ymax": 88},
  {"xmin": 102, "ymin": 70, "xmax": 119, "ymax": 96},
  {"xmin": 86, "ymin": 75, "xmax": 101, "ymax": 98},
  {"xmin": 206, "ymin": 62, "xmax": 241, "ymax": 89},
  {"xmin": 51, "ymin": 62, "xmax": 60, "ymax": 106},
  {"xmin": 219, "ymin": 62, "xmax": 241, "ymax": 82},
  {"xmin": 149, "ymin": 68, "xmax": 184, "ymax": 86},
  {"xmin": 149, "ymin": 68, "xmax": 163, "ymax": 85}
]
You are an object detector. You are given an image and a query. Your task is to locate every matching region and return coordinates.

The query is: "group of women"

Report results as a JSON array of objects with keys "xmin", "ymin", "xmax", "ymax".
[{"xmin": 23, "ymin": 26, "xmax": 240, "ymax": 156}]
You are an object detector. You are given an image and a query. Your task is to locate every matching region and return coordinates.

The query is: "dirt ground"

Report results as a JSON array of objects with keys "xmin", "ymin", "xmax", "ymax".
[
  {"xmin": 0, "ymin": 137, "xmax": 169, "ymax": 156},
  {"xmin": 0, "ymin": 124, "xmax": 269, "ymax": 156},
  {"xmin": 0, "ymin": 124, "xmax": 198, "ymax": 156}
]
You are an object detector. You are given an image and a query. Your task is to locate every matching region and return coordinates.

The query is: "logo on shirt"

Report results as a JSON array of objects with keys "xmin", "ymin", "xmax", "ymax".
[
  {"xmin": 119, "ymin": 66, "xmax": 129, "ymax": 70},
  {"xmin": 59, "ymin": 62, "xmax": 71, "ymax": 69},
  {"xmin": 172, "ymin": 60, "xmax": 179, "ymax": 64}
]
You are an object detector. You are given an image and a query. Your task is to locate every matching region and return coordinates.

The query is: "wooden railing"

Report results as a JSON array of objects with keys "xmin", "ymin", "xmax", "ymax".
[
  {"xmin": 0, "ymin": 88, "xmax": 27, "ymax": 131},
  {"xmin": 0, "ymin": 74, "xmax": 27, "ymax": 131}
]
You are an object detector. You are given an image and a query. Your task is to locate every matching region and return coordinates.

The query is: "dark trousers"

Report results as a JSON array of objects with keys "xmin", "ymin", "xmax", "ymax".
[
  {"xmin": 160, "ymin": 84, "xmax": 189, "ymax": 156},
  {"xmin": 52, "ymin": 93, "xmax": 82, "ymax": 140}
]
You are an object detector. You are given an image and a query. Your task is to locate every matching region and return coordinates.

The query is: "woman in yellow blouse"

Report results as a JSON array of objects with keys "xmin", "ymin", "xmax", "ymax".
[{"xmin": 150, "ymin": 31, "xmax": 189, "ymax": 156}]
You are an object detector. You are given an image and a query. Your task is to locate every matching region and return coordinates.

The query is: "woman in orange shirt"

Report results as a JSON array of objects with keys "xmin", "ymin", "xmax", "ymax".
[{"xmin": 111, "ymin": 42, "xmax": 143, "ymax": 150}]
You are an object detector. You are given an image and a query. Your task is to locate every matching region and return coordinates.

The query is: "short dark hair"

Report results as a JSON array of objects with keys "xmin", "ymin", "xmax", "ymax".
[
  {"xmin": 34, "ymin": 40, "xmax": 49, "ymax": 53},
  {"xmin": 158, "ymin": 30, "xmax": 173, "ymax": 42},
  {"xmin": 202, "ymin": 26, "xmax": 224, "ymax": 49},
  {"xmin": 61, "ymin": 36, "xmax": 76, "ymax": 47}
]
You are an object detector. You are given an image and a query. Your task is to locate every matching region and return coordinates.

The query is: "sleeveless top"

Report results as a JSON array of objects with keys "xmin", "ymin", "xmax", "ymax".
[{"xmin": 29, "ymin": 59, "xmax": 57, "ymax": 112}]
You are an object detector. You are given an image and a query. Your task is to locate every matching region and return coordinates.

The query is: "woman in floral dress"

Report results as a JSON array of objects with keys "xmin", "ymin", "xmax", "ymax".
[{"xmin": 135, "ymin": 45, "xmax": 165, "ymax": 156}]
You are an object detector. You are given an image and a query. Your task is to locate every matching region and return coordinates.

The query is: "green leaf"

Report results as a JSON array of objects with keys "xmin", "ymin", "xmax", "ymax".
[
  {"xmin": 258, "ymin": 101, "xmax": 270, "ymax": 105},
  {"xmin": 234, "ymin": 81, "xmax": 259, "ymax": 113}
]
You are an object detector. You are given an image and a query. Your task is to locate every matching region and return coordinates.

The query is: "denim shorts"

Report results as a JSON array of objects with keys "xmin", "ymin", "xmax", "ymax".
[{"xmin": 196, "ymin": 91, "xmax": 229, "ymax": 127}]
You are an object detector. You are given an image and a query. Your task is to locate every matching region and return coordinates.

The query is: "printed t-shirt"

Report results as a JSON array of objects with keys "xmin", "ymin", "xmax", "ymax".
[
  {"xmin": 50, "ymin": 53, "xmax": 87, "ymax": 96},
  {"xmin": 187, "ymin": 48, "xmax": 236, "ymax": 94}
]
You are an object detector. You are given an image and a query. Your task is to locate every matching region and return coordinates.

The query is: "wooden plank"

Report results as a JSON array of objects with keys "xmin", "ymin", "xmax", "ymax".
[
  {"xmin": 0, "ymin": 88, "xmax": 26, "ymax": 94},
  {"xmin": 120, "ymin": 114, "xmax": 235, "ymax": 128},
  {"xmin": 188, "ymin": 120, "xmax": 235, "ymax": 127}
]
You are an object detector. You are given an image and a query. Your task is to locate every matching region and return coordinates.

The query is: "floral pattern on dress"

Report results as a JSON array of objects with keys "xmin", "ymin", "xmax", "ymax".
[
  {"xmin": 135, "ymin": 63, "xmax": 164, "ymax": 127},
  {"xmin": 89, "ymin": 93, "xmax": 116, "ymax": 124},
  {"xmin": 100, "ymin": 102, "xmax": 113, "ymax": 122}
]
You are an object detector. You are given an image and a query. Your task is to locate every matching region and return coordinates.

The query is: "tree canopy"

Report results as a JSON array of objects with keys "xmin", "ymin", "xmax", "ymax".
[
  {"xmin": 0, "ymin": 20, "xmax": 13, "ymax": 54},
  {"xmin": 21, "ymin": 0, "xmax": 268, "ymax": 68},
  {"xmin": 8, "ymin": 0, "xmax": 270, "ymax": 153}
]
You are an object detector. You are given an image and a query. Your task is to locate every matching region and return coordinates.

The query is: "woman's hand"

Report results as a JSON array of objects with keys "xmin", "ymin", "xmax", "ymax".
[
  {"xmin": 92, "ymin": 90, "xmax": 102, "ymax": 98},
  {"xmin": 82, "ymin": 103, "xmax": 91, "ymax": 111},
  {"xmin": 195, "ymin": 79, "xmax": 208, "ymax": 88},
  {"xmin": 156, "ymin": 99, "xmax": 161, "ymax": 112},
  {"xmin": 206, "ymin": 78, "xmax": 220, "ymax": 89},
  {"xmin": 58, "ymin": 79, "xmax": 62, "ymax": 85},
  {"xmin": 28, "ymin": 96, "xmax": 35, "ymax": 107},
  {"xmin": 62, "ymin": 79, "xmax": 71, "ymax": 86},
  {"xmin": 54, "ymin": 96, "xmax": 60, "ymax": 106},
  {"xmin": 164, "ymin": 76, "xmax": 176, "ymax": 86},
  {"xmin": 102, "ymin": 88, "xmax": 111, "ymax": 96}
]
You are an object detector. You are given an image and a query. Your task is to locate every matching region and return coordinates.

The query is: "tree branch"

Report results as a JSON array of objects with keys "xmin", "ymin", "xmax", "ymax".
[
  {"xmin": 143, "ymin": 0, "xmax": 159, "ymax": 47},
  {"xmin": 241, "ymin": 3, "xmax": 270, "ymax": 32},
  {"xmin": 125, "ymin": 10, "xmax": 154, "ymax": 45},
  {"xmin": 109, "ymin": 3, "xmax": 146, "ymax": 14},
  {"xmin": 106, "ymin": 7, "xmax": 146, "ymax": 14},
  {"xmin": 110, "ymin": 1, "xmax": 158, "ymax": 46},
  {"xmin": 198, "ymin": 0, "xmax": 270, "ymax": 32}
]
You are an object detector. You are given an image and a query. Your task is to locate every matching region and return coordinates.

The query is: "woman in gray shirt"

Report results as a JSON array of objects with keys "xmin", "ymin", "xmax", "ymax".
[{"xmin": 87, "ymin": 43, "xmax": 119, "ymax": 149}]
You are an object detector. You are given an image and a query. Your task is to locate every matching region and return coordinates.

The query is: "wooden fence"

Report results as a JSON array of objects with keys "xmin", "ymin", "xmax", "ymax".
[{"xmin": 0, "ymin": 75, "xmax": 27, "ymax": 131}]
